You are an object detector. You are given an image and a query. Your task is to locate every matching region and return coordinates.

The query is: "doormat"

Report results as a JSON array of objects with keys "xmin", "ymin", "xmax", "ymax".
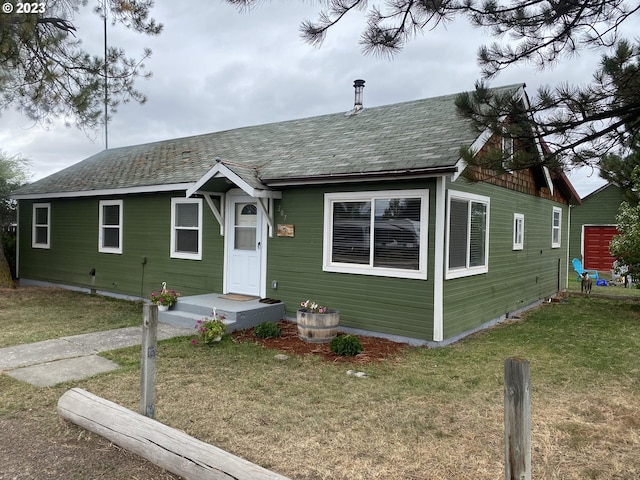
[
  {"xmin": 259, "ymin": 298, "xmax": 281, "ymax": 304},
  {"xmin": 219, "ymin": 294, "xmax": 260, "ymax": 301}
]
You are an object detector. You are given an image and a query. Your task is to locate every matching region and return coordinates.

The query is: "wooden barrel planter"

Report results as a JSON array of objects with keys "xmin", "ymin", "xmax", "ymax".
[{"xmin": 297, "ymin": 309, "xmax": 340, "ymax": 343}]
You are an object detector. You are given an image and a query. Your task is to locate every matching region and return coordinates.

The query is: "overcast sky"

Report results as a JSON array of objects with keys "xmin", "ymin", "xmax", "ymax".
[{"xmin": 3, "ymin": 1, "xmax": 634, "ymax": 197}]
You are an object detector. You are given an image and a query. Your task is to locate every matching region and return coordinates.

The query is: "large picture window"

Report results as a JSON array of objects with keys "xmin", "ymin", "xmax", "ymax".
[
  {"xmin": 171, "ymin": 198, "xmax": 202, "ymax": 260},
  {"xmin": 32, "ymin": 203, "xmax": 50, "ymax": 249},
  {"xmin": 323, "ymin": 190, "xmax": 428, "ymax": 279},
  {"xmin": 552, "ymin": 206, "xmax": 562, "ymax": 248},
  {"xmin": 446, "ymin": 191, "xmax": 490, "ymax": 279},
  {"xmin": 99, "ymin": 200, "xmax": 123, "ymax": 254}
]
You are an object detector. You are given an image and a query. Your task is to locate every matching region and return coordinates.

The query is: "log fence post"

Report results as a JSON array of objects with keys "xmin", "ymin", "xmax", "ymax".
[
  {"xmin": 140, "ymin": 303, "xmax": 157, "ymax": 418},
  {"xmin": 504, "ymin": 357, "xmax": 531, "ymax": 480}
]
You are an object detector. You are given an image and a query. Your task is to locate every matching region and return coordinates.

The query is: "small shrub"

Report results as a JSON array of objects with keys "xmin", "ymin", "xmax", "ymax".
[
  {"xmin": 330, "ymin": 335, "xmax": 363, "ymax": 357},
  {"xmin": 254, "ymin": 322, "xmax": 281, "ymax": 339}
]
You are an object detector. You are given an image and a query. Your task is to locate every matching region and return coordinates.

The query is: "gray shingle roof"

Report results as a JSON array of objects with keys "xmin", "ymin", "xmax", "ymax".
[{"xmin": 13, "ymin": 84, "xmax": 524, "ymax": 197}]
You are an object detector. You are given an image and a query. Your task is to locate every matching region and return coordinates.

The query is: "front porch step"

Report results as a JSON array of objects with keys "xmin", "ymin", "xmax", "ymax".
[{"xmin": 158, "ymin": 293, "xmax": 285, "ymax": 333}]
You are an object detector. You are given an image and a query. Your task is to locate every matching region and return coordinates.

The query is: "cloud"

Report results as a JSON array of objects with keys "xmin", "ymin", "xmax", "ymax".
[{"xmin": 1, "ymin": 1, "xmax": 623, "ymax": 197}]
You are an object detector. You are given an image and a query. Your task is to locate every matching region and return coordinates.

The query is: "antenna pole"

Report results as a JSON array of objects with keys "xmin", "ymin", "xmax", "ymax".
[{"xmin": 103, "ymin": 2, "xmax": 109, "ymax": 150}]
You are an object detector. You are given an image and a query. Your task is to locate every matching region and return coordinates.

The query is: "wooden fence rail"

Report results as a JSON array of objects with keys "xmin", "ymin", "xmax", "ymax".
[{"xmin": 57, "ymin": 388, "xmax": 292, "ymax": 480}]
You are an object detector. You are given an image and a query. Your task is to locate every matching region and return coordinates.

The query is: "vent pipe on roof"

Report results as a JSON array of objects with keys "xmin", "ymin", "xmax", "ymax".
[{"xmin": 346, "ymin": 79, "xmax": 365, "ymax": 116}]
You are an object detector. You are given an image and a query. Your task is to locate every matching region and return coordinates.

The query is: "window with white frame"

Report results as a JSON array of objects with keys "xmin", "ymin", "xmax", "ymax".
[
  {"xmin": 552, "ymin": 206, "xmax": 562, "ymax": 248},
  {"xmin": 513, "ymin": 213, "xmax": 524, "ymax": 250},
  {"xmin": 502, "ymin": 130, "xmax": 514, "ymax": 172},
  {"xmin": 323, "ymin": 190, "xmax": 429, "ymax": 279},
  {"xmin": 99, "ymin": 200, "xmax": 123, "ymax": 254},
  {"xmin": 502, "ymin": 134, "xmax": 513, "ymax": 160},
  {"xmin": 446, "ymin": 191, "xmax": 490, "ymax": 279},
  {"xmin": 171, "ymin": 198, "xmax": 202, "ymax": 260},
  {"xmin": 32, "ymin": 203, "xmax": 50, "ymax": 249}
]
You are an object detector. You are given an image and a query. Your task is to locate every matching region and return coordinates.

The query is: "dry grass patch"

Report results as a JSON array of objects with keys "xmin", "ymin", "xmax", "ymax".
[
  {"xmin": 2, "ymin": 288, "xmax": 640, "ymax": 479},
  {"xmin": 533, "ymin": 387, "xmax": 640, "ymax": 479},
  {"xmin": 0, "ymin": 286, "xmax": 142, "ymax": 347}
]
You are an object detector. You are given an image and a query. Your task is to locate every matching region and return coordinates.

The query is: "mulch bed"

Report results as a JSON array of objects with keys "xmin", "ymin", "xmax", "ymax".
[{"xmin": 232, "ymin": 320, "xmax": 413, "ymax": 363}]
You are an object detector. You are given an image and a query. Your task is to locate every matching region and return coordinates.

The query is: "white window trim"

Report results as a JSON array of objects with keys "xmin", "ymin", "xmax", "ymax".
[
  {"xmin": 552, "ymin": 206, "xmax": 562, "ymax": 248},
  {"xmin": 323, "ymin": 189, "xmax": 429, "ymax": 280},
  {"xmin": 513, "ymin": 213, "xmax": 524, "ymax": 251},
  {"xmin": 98, "ymin": 199, "xmax": 123, "ymax": 254},
  {"xmin": 445, "ymin": 190, "xmax": 491, "ymax": 280},
  {"xmin": 171, "ymin": 197, "xmax": 203, "ymax": 260},
  {"xmin": 32, "ymin": 203, "xmax": 50, "ymax": 249}
]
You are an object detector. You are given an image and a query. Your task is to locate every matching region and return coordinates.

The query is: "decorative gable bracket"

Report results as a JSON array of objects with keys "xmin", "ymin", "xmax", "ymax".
[
  {"xmin": 256, "ymin": 197, "xmax": 275, "ymax": 238},
  {"xmin": 187, "ymin": 159, "xmax": 281, "ymax": 237},
  {"xmin": 203, "ymin": 192, "xmax": 225, "ymax": 236}
]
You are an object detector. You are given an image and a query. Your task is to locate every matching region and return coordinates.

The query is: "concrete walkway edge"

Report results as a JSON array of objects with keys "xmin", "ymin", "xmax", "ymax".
[{"xmin": 0, "ymin": 323, "xmax": 193, "ymax": 387}]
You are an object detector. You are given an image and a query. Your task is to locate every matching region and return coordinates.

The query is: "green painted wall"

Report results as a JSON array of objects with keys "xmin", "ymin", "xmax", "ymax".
[
  {"xmin": 18, "ymin": 193, "xmax": 224, "ymax": 298},
  {"xmin": 442, "ymin": 178, "xmax": 569, "ymax": 339},
  {"xmin": 18, "ymin": 177, "xmax": 570, "ymax": 342},
  {"xmin": 568, "ymin": 184, "xmax": 624, "ymax": 268},
  {"xmin": 263, "ymin": 181, "xmax": 437, "ymax": 341}
]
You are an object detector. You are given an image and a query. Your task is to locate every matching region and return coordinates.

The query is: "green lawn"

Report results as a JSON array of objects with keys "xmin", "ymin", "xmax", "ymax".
[
  {"xmin": 566, "ymin": 274, "xmax": 640, "ymax": 297},
  {"xmin": 1, "ymin": 287, "xmax": 639, "ymax": 479}
]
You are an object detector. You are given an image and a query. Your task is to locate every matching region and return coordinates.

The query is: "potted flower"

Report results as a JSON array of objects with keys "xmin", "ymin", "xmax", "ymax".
[
  {"xmin": 150, "ymin": 282, "xmax": 180, "ymax": 311},
  {"xmin": 297, "ymin": 300, "xmax": 340, "ymax": 343},
  {"xmin": 194, "ymin": 308, "xmax": 227, "ymax": 345}
]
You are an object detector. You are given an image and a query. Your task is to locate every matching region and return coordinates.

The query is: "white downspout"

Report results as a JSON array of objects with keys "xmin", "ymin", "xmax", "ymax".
[{"xmin": 433, "ymin": 176, "xmax": 446, "ymax": 342}]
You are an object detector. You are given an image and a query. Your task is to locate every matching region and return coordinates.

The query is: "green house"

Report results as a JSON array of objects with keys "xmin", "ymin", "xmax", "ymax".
[{"xmin": 12, "ymin": 83, "xmax": 580, "ymax": 345}]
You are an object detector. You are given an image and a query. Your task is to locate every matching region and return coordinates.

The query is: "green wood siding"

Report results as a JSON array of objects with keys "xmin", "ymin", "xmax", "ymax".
[
  {"xmin": 264, "ymin": 181, "xmax": 436, "ymax": 341},
  {"xmin": 569, "ymin": 184, "xmax": 624, "ymax": 270},
  {"xmin": 18, "ymin": 193, "xmax": 224, "ymax": 298},
  {"xmin": 18, "ymin": 176, "xmax": 569, "ymax": 343},
  {"xmin": 443, "ymin": 178, "xmax": 568, "ymax": 339}
]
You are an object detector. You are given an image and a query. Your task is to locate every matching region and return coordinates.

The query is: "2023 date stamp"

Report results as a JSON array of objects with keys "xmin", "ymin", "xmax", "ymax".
[{"xmin": 3, "ymin": 2, "xmax": 46, "ymax": 14}]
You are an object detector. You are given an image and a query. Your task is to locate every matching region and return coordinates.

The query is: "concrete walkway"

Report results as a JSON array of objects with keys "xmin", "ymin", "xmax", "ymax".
[{"xmin": 0, "ymin": 323, "xmax": 193, "ymax": 387}]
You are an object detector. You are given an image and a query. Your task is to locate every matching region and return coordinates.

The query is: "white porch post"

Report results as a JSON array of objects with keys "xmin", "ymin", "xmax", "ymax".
[{"xmin": 433, "ymin": 176, "xmax": 446, "ymax": 342}]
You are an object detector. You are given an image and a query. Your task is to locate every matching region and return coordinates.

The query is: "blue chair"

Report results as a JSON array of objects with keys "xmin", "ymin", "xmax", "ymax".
[{"xmin": 572, "ymin": 258, "xmax": 599, "ymax": 280}]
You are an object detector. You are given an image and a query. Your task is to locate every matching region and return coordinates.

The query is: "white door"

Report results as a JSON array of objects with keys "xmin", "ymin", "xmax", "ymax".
[{"xmin": 226, "ymin": 196, "xmax": 263, "ymax": 296}]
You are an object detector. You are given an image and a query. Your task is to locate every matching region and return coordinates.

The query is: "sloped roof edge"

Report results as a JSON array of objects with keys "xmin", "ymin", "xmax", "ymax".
[
  {"xmin": 262, "ymin": 165, "xmax": 459, "ymax": 186},
  {"xmin": 581, "ymin": 181, "xmax": 616, "ymax": 201},
  {"xmin": 452, "ymin": 83, "xmax": 528, "ymax": 182},
  {"xmin": 12, "ymin": 182, "xmax": 193, "ymax": 200},
  {"xmin": 556, "ymin": 170, "xmax": 582, "ymax": 205}
]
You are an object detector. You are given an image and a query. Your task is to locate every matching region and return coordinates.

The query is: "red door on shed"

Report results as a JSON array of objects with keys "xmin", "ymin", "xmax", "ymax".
[{"xmin": 583, "ymin": 226, "xmax": 619, "ymax": 271}]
